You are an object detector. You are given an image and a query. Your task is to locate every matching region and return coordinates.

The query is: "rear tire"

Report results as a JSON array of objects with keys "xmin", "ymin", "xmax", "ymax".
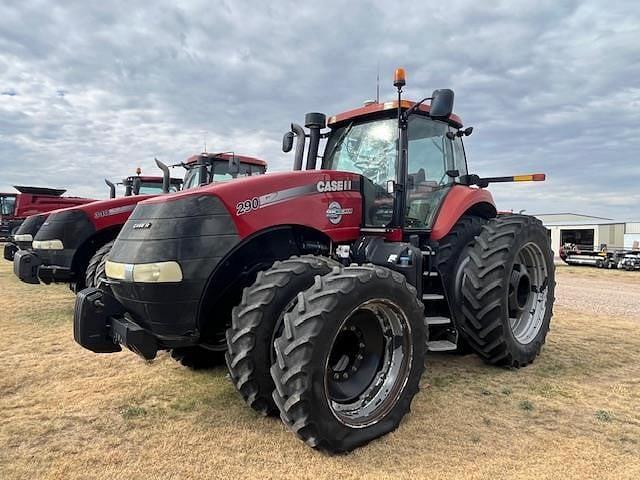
[
  {"xmin": 435, "ymin": 215, "xmax": 487, "ymax": 353},
  {"xmin": 459, "ymin": 215, "xmax": 555, "ymax": 367},
  {"xmin": 271, "ymin": 265, "xmax": 425, "ymax": 453},
  {"xmin": 226, "ymin": 255, "xmax": 338, "ymax": 416},
  {"xmin": 170, "ymin": 346, "xmax": 225, "ymax": 370},
  {"xmin": 85, "ymin": 240, "xmax": 115, "ymax": 288}
]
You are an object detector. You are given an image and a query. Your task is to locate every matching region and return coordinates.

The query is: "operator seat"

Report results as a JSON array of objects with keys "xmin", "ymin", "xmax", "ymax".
[{"xmin": 407, "ymin": 168, "xmax": 439, "ymax": 226}]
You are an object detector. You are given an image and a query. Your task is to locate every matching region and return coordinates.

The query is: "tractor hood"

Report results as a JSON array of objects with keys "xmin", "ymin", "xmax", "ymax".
[
  {"xmin": 138, "ymin": 170, "xmax": 362, "ymax": 241},
  {"xmin": 33, "ymin": 194, "xmax": 160, "ymax": 241},
  {"xmin": 105, "ymin": 170, "xmax": 362, "ymax": 340}
]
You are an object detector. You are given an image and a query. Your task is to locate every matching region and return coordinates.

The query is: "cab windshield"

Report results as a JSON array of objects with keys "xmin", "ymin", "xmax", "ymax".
[
  {"xmin": 183, "ymin": 160, "xmax": 265, "ymax": 189},
  {"xmin": 0, "ymin": 195, "xmax": 16, "ymax": 216},
  {"xmin": 323, "ymin": 114, "xmax": 468, "ymax": 228},
  {"xmin": 137, "ymin": 182, "xmax": 179, "ymax": 194}
]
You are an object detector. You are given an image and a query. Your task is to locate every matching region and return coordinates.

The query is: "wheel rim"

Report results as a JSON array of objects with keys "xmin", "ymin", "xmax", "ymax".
[
  {"xmin": 508, "ymin": 242, "xmax": 549, "ymax": 344},
  {"xmin": 324, "ymin": 299, "xmax": 412, "ymax": 428}
]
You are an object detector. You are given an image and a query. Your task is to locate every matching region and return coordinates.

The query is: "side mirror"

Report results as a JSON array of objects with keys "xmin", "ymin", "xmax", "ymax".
[
  {"xmin": 282, "ymin": 131, "xmax": 294, "ymax": 152},
  {"xmin": 228, "ymin": 155, "xmax": 240, "ymax": 177},
  {"xmin": 446, "ymin": 169, "xmax": 460, "ymax": 178},
  {"xmin": 132, "ymin": 177, "xmax": 142, "ymax": 195},
  {"xmin": 430, "ymin": 89, "xmax": 454, "ymax": 119}
]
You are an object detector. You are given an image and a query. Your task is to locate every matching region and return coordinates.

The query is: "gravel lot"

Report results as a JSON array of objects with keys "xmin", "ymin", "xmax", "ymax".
[{"xmin": 555, "ymin": 265, "xmax": 640, "ymax": 320}]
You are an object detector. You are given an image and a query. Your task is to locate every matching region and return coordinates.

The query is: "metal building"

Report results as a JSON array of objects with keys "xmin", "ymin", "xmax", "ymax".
[
  {"xmin": 533, "ymin": 213, "xmax": 628, "ymax": 258},
  {"xmin": 626, "ymin": 222, "xmax": 640, "ymax": 250}
]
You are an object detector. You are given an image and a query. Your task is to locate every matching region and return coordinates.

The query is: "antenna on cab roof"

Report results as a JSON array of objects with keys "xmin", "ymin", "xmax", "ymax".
[{"xmin": 376, "ymin": 62, "xmax": 380, "ymax": 103}]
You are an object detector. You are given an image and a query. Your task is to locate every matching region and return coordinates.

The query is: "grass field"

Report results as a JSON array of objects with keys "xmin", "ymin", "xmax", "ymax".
[{"xmin": 1, "ymin": 255, "xmax": 639, "ymax": 479}]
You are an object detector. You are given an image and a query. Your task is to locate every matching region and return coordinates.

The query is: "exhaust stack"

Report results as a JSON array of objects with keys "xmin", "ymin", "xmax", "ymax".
[
  {"xmin": 304, "ymin": 112, "xmax": 326, "ymax": 170},
  {"xmin": 105, "ymin": 179, "xmax": 116, "ymax": 199},
  {"xmin": 154, "ymin": 158, "xmax": 171, "ymax": 193},
  {"xmin": 290, "ymin": 123, "xmax": 306, "ymax": 170}
]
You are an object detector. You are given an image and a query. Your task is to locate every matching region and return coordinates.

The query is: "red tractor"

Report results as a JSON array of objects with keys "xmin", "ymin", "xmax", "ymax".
[
  {"xmin": 4, "ymin": 173, "xmax": 180, "ymax": 262},
  {"xmin": 0, "ymin": 186, "xmax": 94, "ymax": 241},
  {"xmin": 73, "ymin": 69, "xmax": 554, "ymax": 453},
  {"xmin": 14, "ymin": 153, "xmax": 267, "ymax": 293}
]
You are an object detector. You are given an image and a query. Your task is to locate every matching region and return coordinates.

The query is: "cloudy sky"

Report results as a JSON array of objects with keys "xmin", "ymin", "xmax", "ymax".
[{"xmin": 1, "ymin": 0, "xmax": 639, "ymax": 219}]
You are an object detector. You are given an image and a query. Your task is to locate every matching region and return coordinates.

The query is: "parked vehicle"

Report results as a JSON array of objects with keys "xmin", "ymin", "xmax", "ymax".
[
  {"xmin": 1, "ymin": 186, "xmax": 94, "ymax": 243},
  {"xmin": 13, "ymin": 153, "xmax": 266, "ymax": 292},
  {"xmin": 3, "ymin": 174, "xmax": 179, "ymax": 262},
  {"xmin": 560, "ymin": 242, "xmax": 640, "ymax": 270},
  {"xmin": 73, "ymin": 69, "xmax": 554, "ymax": 453}
]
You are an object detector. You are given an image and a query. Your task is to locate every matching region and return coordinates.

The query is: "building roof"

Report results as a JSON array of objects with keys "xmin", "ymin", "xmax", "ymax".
[{"xmin": 533, "ymin": 213, "xmax": 613, "ymax": 222}]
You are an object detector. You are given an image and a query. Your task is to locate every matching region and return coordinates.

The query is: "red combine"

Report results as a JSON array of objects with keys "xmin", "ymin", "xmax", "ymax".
[
  {"xmin": 73, "ymin": 69, "xmax": 554, "ymax": 453},
  {"xmin": 14, "ymin": 153, "xmax": 266, "ymax": 292}
]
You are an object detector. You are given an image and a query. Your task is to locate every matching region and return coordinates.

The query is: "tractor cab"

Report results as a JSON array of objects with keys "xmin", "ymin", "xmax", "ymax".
[
  {"xmin": 284, "ymin": 68, "xmax": 542, "ymax": 240},
  {"xmin": 0, "ymin": 193, "xmax": 17, "ymax": 217},
  {"xmin": 105, "ymin": 170, "xmax": 182, "ymax": 199},
  {"xmin": 322, "ymin": 100, "xmax": 468, "ymax": 231},
  {"xmin": 158, "ymin": 152, "xmax": 267, "ymax": 190}
]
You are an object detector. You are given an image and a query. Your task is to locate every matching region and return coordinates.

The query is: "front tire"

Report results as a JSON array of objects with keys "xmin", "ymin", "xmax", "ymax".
[
  {"xmin": 226, "ymin": 255, "xmax": 338, "ymax": 416},
  {"xmin": 85, "ymin": 240, "xmax": 115, "ymax": 289},
  {"xmin": 271, "ymin": 265, "xmax": 425, "ymax": 453},
  {"xmin": 459, "ymin": 215, "xmax": 555, "ymax": 367}
]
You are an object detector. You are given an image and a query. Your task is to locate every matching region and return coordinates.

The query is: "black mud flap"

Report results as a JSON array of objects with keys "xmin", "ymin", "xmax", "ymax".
[
  {"xmin": 13, "ymin": 250, "xmax": 41, "ymax": 284},
  {"xmin": 3, "ymin": 243, "xmax": 18, "ymax": 261},
  {"xmin": 74, "ymin": 287, "xmax": 159, "ymax": 360}
]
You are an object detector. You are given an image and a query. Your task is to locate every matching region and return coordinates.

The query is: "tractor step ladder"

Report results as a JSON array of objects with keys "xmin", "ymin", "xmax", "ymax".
[
  {"xmin": 422, "ymin": 293, "xmax": 445, "ymax": 301},
  {"xmin": 426, "ymin": 340, "xmax": 457, "ymax": 352},
  {"xmin": 425, "ymin": 316, "xmax": 451, "ymax": 326}
]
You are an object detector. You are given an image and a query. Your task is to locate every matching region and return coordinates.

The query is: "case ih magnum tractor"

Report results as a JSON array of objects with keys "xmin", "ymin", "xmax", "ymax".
[
  {"xmin": 14, "ymin": 153, "xmax": 266, "ymax": 294},
  {"xmin": 4, "ymin": 174, "xmax": 179, "ymax": 262},
  {"xmin": 74, "ymin": 69, "xmax": 554, "ymax": 453}
]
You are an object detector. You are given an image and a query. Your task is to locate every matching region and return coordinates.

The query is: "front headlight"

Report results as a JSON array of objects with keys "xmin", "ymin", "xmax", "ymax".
[
  {"xmin": 32, "ymin": 239, "xmax": 64, "ymax": 250},
  {"xmin": 13, "ymin": 234, "xmax": 33, "ymax": 242},
  {"xmin": 105, "ymin": 260, "xmax": 183, "ymax": 283}
]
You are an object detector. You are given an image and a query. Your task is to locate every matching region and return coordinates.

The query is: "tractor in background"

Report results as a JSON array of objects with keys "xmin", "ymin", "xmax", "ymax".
[
  {"xmin": 1, "ymin": 186, "xmax": 94, "ymax": 261},
  {"xmin": 13, "ymin": 153, "xmax": 266, "ymax": 295},
  {"xmin": 4, "ymin": 172, "xmax": 181, "ymax": 262},
  {"xmin": 73, "ymin": 69, "xmax": 554, "ymax": 453}
]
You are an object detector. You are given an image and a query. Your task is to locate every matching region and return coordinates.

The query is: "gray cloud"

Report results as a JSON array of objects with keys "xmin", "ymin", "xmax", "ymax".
[{"xmin": 0, "ymin": 0, "xmax": 638, "ymax": 218}]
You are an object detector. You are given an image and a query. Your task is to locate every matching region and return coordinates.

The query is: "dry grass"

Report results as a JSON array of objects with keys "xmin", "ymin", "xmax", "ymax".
[{"xmin": 1, "ymin": 254, "xmax": 639, "ymax": 479}]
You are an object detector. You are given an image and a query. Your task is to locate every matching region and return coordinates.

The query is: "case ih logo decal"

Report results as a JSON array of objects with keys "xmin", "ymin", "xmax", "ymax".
[
  {"xmin": 326, "ymin": 201, "xmax": 353, "ymax": 224},
  {"xmin": 236, "ymin": 180, "xmax": 358, "ymax": 216},
  {"xmin": 316, "ymin": 180, "xmax": 353, "ymax": 193},
  {"xmin": 94, "ymin": 204, "xmax": 136, "ymax": 219},
  {"xmin": 132, "ymin": 222, "xmax": 152, "ymax": 229}
]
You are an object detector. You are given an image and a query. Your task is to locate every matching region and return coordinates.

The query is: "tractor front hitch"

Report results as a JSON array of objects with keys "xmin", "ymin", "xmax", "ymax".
[
  {"xmin": 74, "ymin": 287, "xmax": 158, "ymax": 360},
  {"xmin": 13, "ymin": 249, "xmax": 42, "ymax": 284}
]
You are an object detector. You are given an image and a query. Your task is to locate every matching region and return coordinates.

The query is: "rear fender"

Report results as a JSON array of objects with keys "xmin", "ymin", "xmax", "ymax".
[{"xmin": 430, "ymin": 185, "xmax": 496, "ymax": 241}]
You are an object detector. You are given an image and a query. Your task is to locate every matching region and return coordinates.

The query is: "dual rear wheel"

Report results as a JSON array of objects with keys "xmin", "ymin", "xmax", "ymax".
[{"xmin": 224, "ymin": 214, "xmax": 555, "ymax": 453}]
